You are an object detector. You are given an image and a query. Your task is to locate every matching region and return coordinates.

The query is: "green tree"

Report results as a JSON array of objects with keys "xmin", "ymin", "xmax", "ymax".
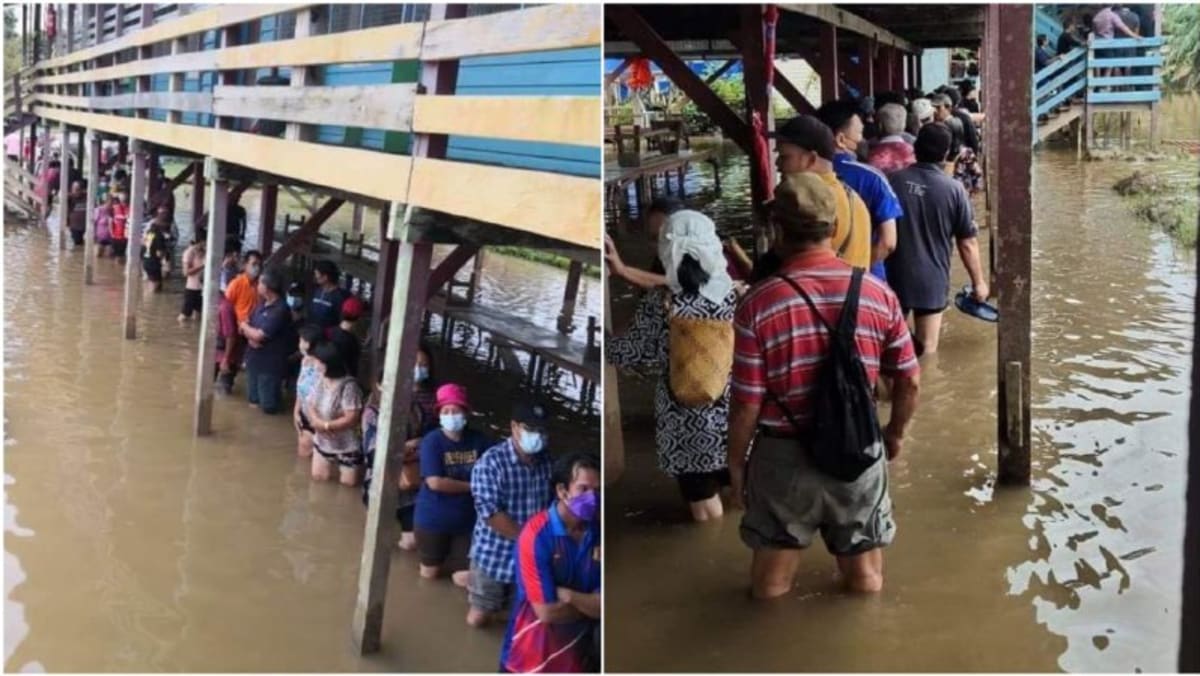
[{"xmin": 1163, "ymin": 4, "xmax": 1200, "ymax": 93}]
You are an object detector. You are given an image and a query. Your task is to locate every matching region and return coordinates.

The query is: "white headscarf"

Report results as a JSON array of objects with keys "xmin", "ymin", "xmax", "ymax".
[{"xmin": 657, "ymin": 210, "xmax": 733, "ymax": 305}]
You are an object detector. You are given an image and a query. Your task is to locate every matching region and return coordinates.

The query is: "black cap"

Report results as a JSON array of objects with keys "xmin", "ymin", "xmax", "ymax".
[
  {"xmin": 770, "ymin": 115, "xmax": 836, "ymax": 161},
  {"xmin": 512, "ymin": 399, "xmax": 550, "ymax": 431}
]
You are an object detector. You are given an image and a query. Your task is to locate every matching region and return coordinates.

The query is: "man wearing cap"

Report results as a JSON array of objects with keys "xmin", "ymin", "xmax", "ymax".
[
  {"xmin": 239, "ymin": 267, "xmax": 292, "ymax": 415},
  {"xmin": 816, "ymin": 101, "xmax": 904, "ymax": 283},
  {"xmin": 759, "ymin": 115, "xmax": 871, "ymax": 281},
  {"xmin": 466, "ymin": 399, "xmax": 555, "ymax": 628},
  {"xmin": 729, "ymin": 172, "xmax": 921, "ymax": 598},
  {"xmin": 886, "ymin": 124, "xmax": 989, "ymax": 355}
]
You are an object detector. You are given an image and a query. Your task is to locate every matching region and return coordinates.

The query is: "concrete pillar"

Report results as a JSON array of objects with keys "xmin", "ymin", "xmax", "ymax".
[
  {"xmin": 83, "ymin": 130, "xmax": 99, "ymax": 284},
  {"xmin": 58, "ymin": 123, "xmax": 70, "ymax": 250},
  {"xmin": 194, "ymin": 160, "xmax": 229, "ymax": 436},
  {"xmin": 122, "ymin": 140, "xmax": 147, "ymax": 340}
]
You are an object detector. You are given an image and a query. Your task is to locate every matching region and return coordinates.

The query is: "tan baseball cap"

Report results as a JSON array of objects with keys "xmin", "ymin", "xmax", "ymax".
[{"xmin": 771, "ymin": 173, "xmax": 837, "ymax": 228}]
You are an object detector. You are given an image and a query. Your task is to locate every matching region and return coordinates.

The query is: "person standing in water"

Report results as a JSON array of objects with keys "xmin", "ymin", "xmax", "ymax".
[
  {"xmin": 415, "ymin": 384, "xmax": 491, "ymax": 581},
  {"xmin": 178, "ymin": 230, "xmax": 206, "ymax": 322},
  {"xmin": 306, "ymin": 341, "xmax": 365, "ymax": 485},
  {"xmin": 466, "ymin": 400, "xmax": 555, "ymax": 628},
  {"xmin": 607, "ymin": 210, "xmax": 738, "ymax": 522}
]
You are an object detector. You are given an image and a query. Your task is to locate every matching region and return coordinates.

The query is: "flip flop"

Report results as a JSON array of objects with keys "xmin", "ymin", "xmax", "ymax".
[{"xmin": 955, "ymin": 285, "xmax": 999, "ymax": 323}]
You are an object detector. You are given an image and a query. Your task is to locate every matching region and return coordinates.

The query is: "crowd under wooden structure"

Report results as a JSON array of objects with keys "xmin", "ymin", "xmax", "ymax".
[{"xmin": 8, "ymin": 1, "xmax": 601, "ymax": 655}]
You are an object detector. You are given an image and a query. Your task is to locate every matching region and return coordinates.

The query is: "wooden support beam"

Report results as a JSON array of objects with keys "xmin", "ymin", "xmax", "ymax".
[
  {"xmin": 778, "ymin": 4, "xmax": 918, "ymax": 53},
  {"xmin": 605, "ymin": 56, "xmax": 634, "ymax": 88},
  {"xmin": 818, "ymin": 24, "xmax": 839, "ymax": 104},
  {"xmin": 83, "ymin": 129, "xmax": 99, "ymax": 284},
  {"xmin": 354, "ymin": 4, "xmax": 465, "ymax": 655},
  {"xmin": 988, "ymin": 4, "xmax": 1033, "ymax": 485},
  {"xmin": 265, "ymin": 196, "xmax": 345, "ymax": 268},
  {"xmin": 604, "ymin": 262, "xmax": 625, "ymax": 485},
  {"xmin": 706, "ymin": 59, "xmax": 739, "ymax": 84},
  {"xmin": 1183, "ymin": 212, "xmax": 1200, "ymax": 672},
  {"xmin": 427, "ymin": 243, "xmax": 481, "ymax": 297},
  {"xmin": 260, "ymin": 184, "xmax": 278, "ymax": 255},
  {"xmin": 58, "ymin": 123, "xmax": 70, "ymax": 250},
  {"xmin": 287, "ymin": 6, "xmax": 324, "ymax": 142},
  {"xmin": 149, "ymin": 162, "xmax": 194, "ymax": 211},
  {"xmin": 369, "ymin": 211, "xmax": 397, "ymax": 385},
  {"xmin": 191, "ymin": 160, "xmax": 204, "ymax": 230},
  {"xmin": 194, "ymin": 159, "xmax": 229, "ymax": 436},
  {"xmin": 773, "ymin": 69, "xmax": 817, "ymax": 115},
  {"xmin": 607, "ymin": 5, "xmax": 753, "ymax": 155},
  {"xmin": 122, "ymin": 139, "xmax": 147, "ymax": 339},
  {"xmin": 557, "ymin": 260, "xmax": 584, "ymax": 335},
  {"xmin": 739, "ymin": 3, "xmax": 774, "ymax": 232}
]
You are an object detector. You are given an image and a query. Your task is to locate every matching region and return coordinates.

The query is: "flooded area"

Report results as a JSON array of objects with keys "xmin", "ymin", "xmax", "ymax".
[
  {"xmin": 604, "ymin": 99, "xmax": 1196, "ymax": 671},
  {"xmin": 3, "ymin": 211, "xmax": 598, "ymax": 669}
]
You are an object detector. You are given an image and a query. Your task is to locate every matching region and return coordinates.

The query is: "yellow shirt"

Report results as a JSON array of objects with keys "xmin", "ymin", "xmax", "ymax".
[{"xmin": 818, "ymin": 171, "xmax": 872, "ymax": 270}]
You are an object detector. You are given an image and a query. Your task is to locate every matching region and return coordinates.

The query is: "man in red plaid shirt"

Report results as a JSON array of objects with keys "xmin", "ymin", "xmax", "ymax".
[{"xmin": 728, "ymin": 173, "xmax": 921, "ymax": 600}]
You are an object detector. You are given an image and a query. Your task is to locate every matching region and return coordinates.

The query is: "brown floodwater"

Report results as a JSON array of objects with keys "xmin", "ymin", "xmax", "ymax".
[
  {"xmin": 604, "ymin": 99, "xmax": 1196, "ymax": 671},
  {"xmin": 3, "ymin": 212, "xmax": 599, "ymax": 670}
]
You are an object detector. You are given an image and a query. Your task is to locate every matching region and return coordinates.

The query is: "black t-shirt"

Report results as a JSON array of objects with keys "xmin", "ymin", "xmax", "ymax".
[
  {"xmin": 1057, "ymin": 30, "xmax": 1084, "ymax": 55},
  {"xmin": 143, "ymin": 226, "xmax": 168, "ymax": 262},
  {"xmin": 953, "ymin": 109, "xmax": 980, "ymax": 154},
  {"xmin": 330, "ymin": 327, "xmax": 362, "ymax": 377}
]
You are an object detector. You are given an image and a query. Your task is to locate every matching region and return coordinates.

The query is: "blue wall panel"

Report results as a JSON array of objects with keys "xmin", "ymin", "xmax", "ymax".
[{"xmin": 447, "ymin": 46, "xmax": 601, "ymax": 178}]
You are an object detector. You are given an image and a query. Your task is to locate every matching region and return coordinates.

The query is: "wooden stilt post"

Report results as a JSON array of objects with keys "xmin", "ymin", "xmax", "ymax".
[
  {"xmin": 989, "ymin": 4, "xmax": 1033, "ymax": 485},
  {"xmin": 58, "ymin": 123, "xmax": 70, "ymax": 249},
  {"xmin": 193, "ymin": 159, "xmax": 229, "ymax": 437},
  {"xmin": 352, "ymin": 3, "xmax": 466, "ymax": 655},
  {"xmin": 557, "ymin": 260, "xmax": 584, "ymax": 335},
  {"xmin": 354, "ymin": 228, "xmax": 433, "ymax": 654},
  {"xmin": 604, "ymin": 258, "xmax": 625, "ymax": 484},
  {"xmin": 1183, "ymin": 211, "xmax": 1200, "ymax": 671},
  {"xmin": 740, "ymin": 3, "xmax": 774, "ymax": 256},
  {"xmin": 260, "ymin": 183, "xmax": 278, "ymax": 255},
  {"xmin": 122, "ymin": 139, "xmax": 147, "ymax": 340},
  {"xmin": 191, "ymin": 160, "xmax": 204, "ymax": 231},
  {"xmin": 818, "ymin": 23, "xmax": 839, "ymax": 104},
  {"xmin": 369, "ymin": 214, "xmax": 398, "ymax": 387},
  {"xmin": 83, "ymin": 129, "xmax": 99, "ymax": 284}
]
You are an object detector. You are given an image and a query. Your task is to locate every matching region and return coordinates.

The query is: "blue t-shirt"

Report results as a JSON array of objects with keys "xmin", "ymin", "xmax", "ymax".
[
  {"xmin": 415, "ymin": 427, "xmax": 491, "ymax": 534},
  {"xmin": 833, "ymin": 152, "xmax": 904, "ymax": 282},
  {"xmin": 308, "ymin": 286, "xmax": 349, "ymax": 329},
  {"xmin": 244, "ymin": 298, "xmax": 293, "ymax": 375}
]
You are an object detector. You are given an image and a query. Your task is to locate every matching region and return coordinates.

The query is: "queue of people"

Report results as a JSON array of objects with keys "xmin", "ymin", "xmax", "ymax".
[{"xmin": 607, "ymin": 85, "xmax": 992, "ymax": 599}]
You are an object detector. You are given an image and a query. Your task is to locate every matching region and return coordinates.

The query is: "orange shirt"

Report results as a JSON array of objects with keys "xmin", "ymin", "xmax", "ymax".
[{"xmin": 225, "ymin": 273, "xmax": 259, "ymax": 324}]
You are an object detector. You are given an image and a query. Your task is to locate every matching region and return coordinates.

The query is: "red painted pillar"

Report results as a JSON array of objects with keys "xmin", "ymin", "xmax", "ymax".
[
  {"xmin": 892, "ymin": 49, "xmax": 905, "ymax": 91},
  {"xmin": 873, "ymin": 43, "xmax": 893, "ymax": 93},
  {"xmin": 818, "ymin": 24, "xmax": 839, "ymax": 103}
]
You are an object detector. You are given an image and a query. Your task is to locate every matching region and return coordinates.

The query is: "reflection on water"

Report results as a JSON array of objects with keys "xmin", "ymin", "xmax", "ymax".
[
  {"xmin": 2, "ymin": 218, "xmax": 596, "ymax": 670},
  {"xmin": 605, "ymin": 99, "xmax": 1193, "ymax": 671}
]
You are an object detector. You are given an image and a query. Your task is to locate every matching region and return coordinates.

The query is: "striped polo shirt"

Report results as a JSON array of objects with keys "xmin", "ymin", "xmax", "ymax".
[{"xmin": 732, "ymin": 248, "xmax": 919, "ymax": 433}]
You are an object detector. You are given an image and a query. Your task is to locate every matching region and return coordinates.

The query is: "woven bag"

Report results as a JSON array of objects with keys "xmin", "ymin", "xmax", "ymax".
[{"xmin": 666, "ymin": 296, "xmax": 734, "ymax": 407}]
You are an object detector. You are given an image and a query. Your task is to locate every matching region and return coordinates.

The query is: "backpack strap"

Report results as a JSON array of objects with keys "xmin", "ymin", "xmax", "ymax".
[
  {"xmin": 835, "ymin": 268, "xmax": 865, "ymax": 345},
  {"xmin": 836, "ymin": 183, "xmax": 856, "ymax": 258}
]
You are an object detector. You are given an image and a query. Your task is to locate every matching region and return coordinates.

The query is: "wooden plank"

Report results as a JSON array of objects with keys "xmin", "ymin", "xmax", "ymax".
[
  {"xmin": 260, "ymin": 184, "xmax": 278, "ymax": 255},
  {"xmin": 818, "ymin": 24, "xmax": 839, "ymax": 103},
  {"xmin": 1088, "ymin": 75, "xmax": 1161, "ymax": 88},
  {"xmin": 1089, "ymin": 55, "xmax": 1164, "ymax": 69},
  {"xmin": 122, "ymin": 141, "xmax": 147, "ymax": 339},
  {"xmin": 34, "ymin": 91, "xmax": 215, "ymax": 113},
  {"xmin": 33, "ymin": 106, "xmax": 416, "ymax": 206},
  {"xmin": 1092, "ymin": 36, "xmax": 1165, "ymax": 49},
  {"xmin": 265, "ymin": 197, "xmax": 346, "ymax": 267},
  {"xmin": 420, "ymin": 4, "xmax": 601, "ymax": 61},
  {"xmin": 990, "ymin": 4, "xmax": 1033, "ymax": 486},
  {"xmin": 213, "ymin": 84, "xmax": 417, "ymax": 133},
  {"xmin": 426, "ymin": 244, "xmax": 481, "ymax": 297},
  {"xmin": 38, "ymin": 4, "xmax": 312, "ymax": 70},
  {"xmin": 407, "ymin": 158, "xmax": 599, "ymax": 249},
  {"xmin": 1087, "ymin": 90, "xmax": 1162, "ymax": 105},
  {"xmin": 34, "ymin": 22, "xmax": 423, "ymax": 86},
  {"xmin": 194, "ymin": 163, "xmax": 229, "ymax": 436},
  {"xmin": 412, "ymin": 95, "xmax": 599, "ymax": 147},
  {"xmin": 83, "ymin": 130, "xmax": 99, "ymax": 285},
  {"xmin": 778, "ymin": 3, "xmax": 918, "ymax": 53}
]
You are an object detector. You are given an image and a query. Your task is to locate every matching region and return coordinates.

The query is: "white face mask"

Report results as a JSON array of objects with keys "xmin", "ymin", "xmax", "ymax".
[
  {"xmin": 518, "ymin": 429, "xmax": 545, "ymax": 454},
  {"xmin": 414, "ymin": 365, "xmax": 429, "ymax": 383},
  {"xmin": 440, "ymin": 413, "xmax": 466, "ymax": 434}
]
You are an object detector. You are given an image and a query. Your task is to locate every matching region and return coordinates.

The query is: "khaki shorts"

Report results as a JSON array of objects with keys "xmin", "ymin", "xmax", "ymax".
[{"xmin": 739, "ymin": 435, "xmax": 895, "ymax": 556}]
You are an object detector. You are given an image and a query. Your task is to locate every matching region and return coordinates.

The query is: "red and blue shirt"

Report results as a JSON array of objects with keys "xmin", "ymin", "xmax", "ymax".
[{"xmin": 500, "ymin": 506, "xmax": 600, "ymax": 673}]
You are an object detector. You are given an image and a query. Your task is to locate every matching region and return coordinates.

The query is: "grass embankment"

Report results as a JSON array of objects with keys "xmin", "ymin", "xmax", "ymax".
[
  {"xmin": 1113, "ymin": 169, "xmax": 1200, "ymax": 247},
  {"xmin": 491, "ymin": 246, "xmax": 600, "ymax": 278}
]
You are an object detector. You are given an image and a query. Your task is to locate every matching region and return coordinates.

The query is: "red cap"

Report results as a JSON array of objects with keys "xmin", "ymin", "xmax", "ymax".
[
  {"xmin": 435, "ymin": 384, "xmax": 471, "ymax": 412},
  {"xmin": 341, "ymin": 296, "xmax": 366, "ymax": 321}
]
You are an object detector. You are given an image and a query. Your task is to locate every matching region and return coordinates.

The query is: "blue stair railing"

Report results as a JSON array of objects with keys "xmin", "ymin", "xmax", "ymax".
[
  {"xmin": 1032, "ymin": 46, "xmax": 1087, "ymax": 118},
  {"xmin": 1087, "ymin": 36, "xmax": 1165, "ymax": 105}
]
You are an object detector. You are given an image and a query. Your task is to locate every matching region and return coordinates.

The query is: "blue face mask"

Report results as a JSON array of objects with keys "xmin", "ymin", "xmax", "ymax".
[
  {"xmin": 286, "ymin": 296, "xmax": 303, "ymax": 311},
  {"xmin": 414, "ymin": 366, "xmax": 429, "ymax": 383},
  {"xmin": 440, "ymin": 413, "xmax": 466, "ymax": 434},
  {"xmin": 518, "ymin": 429, "xmax": 545, "ymax": 455}
]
